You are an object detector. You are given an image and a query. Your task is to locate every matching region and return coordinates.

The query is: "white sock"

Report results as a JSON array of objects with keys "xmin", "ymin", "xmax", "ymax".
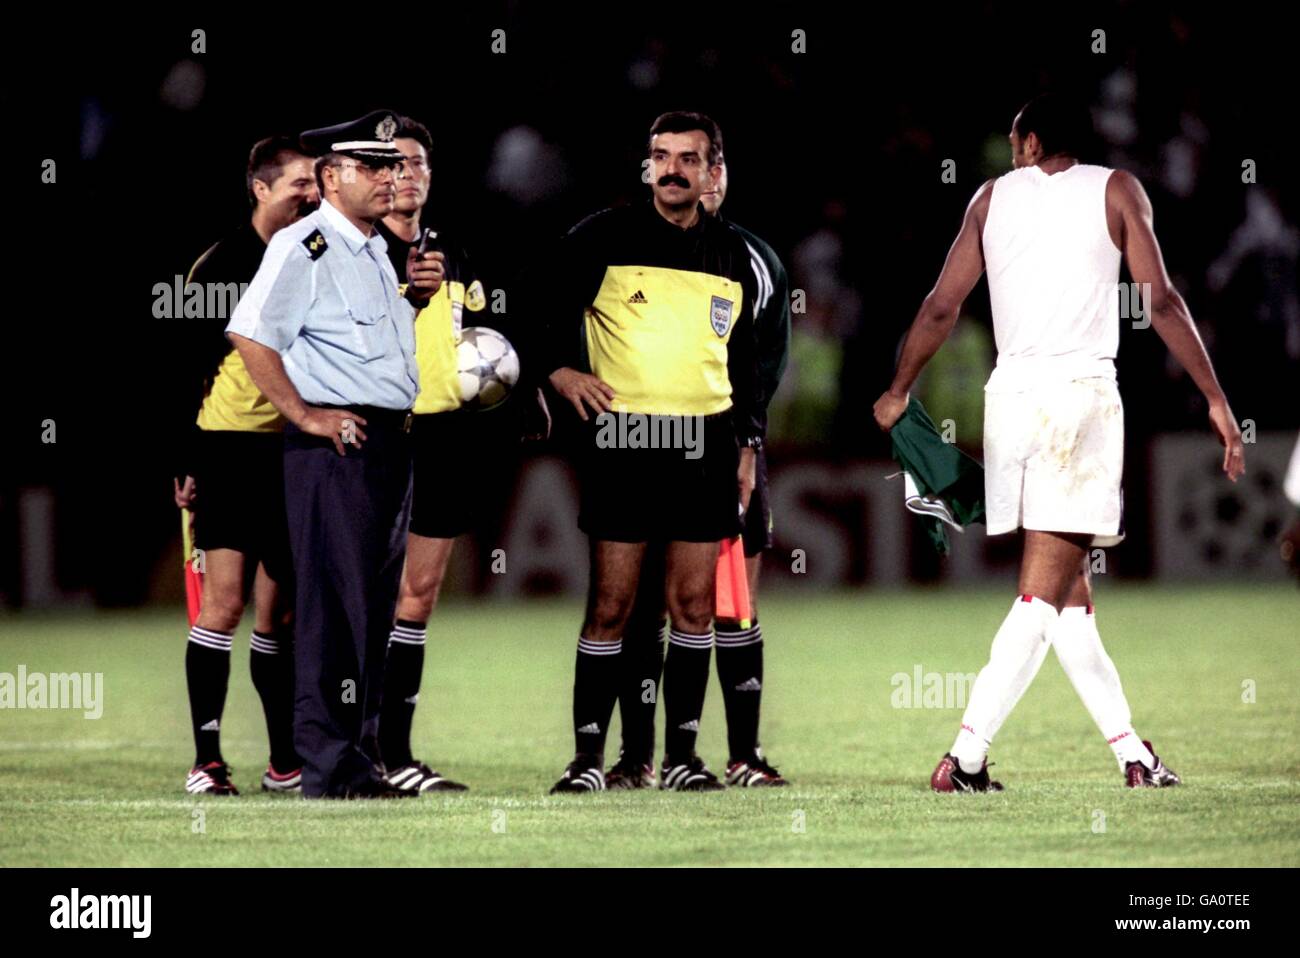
[
  {"xmin": 1051, "ymin": 605, "xmax": 1155, "ymax": 770},
  {"xmin": 951, "ymin": 595, "xmax": 1056, "ymax": 774}
]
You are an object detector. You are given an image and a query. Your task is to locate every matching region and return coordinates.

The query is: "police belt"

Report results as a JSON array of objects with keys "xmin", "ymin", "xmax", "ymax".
[{"xmin": 315, "ymin": 404, "xmax": 414, "ymax": 433}]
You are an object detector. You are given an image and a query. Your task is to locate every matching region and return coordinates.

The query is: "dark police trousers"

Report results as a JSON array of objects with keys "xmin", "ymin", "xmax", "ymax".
[{"xmin": 283, "ymin": 407, "xmax": 413, "ymax": 797}]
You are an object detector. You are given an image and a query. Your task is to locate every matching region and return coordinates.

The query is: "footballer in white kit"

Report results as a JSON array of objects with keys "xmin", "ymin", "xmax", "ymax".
[
  {"xmin": 874, "ymin": 94, "xmax": 1246, "ymax": 791},
  {"xmin": 981, "ymin": 160, "xmax": 1127, "ymax": 547}
]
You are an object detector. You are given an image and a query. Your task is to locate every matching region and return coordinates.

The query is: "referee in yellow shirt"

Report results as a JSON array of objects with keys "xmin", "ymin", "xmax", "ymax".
[
  {"xmin": 175, "ymin": 136, "xmax": 317, "ymax": 796},
  {"xmin": 542, "ymin": 112, "xmax": 761, "ymax": 793},
  {"xmin": 608, "ymin": 154, "xmax": 792, "ymax": 790},
  {"xmin": 371, "ymin": 116, "xmax": 501, "ymax": 793}
]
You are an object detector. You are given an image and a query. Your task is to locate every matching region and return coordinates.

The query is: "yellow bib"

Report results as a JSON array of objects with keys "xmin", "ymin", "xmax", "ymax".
[
  {"xmin": 585, "ymin": 265, "xmax": 743, "ymax": 416},
  {"xmin": 196, "ymin": 350, "xmax": 284, "ymax": 432},
  {"xmin": 412, "ymin": 278, "xmax": 488, "ymax": 415}
]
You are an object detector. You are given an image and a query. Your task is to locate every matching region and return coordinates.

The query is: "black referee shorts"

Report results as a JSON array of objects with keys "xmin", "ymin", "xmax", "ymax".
[
  {"xmin": 576, "ymin": 410, "xmax": 742, "ymax": 543},
  {"xmin": 408, "ymin": 408, "xmax": 519, "ymax": 540},
  {"xmin": 189, "ymin": 430, "xmax": 293, "ymax": 585}
]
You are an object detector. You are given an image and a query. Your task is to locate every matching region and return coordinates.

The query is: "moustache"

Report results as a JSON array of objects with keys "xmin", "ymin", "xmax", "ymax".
[{"xmin": 657, "ymin": 175, "xmax": 690, "ymax": 189}]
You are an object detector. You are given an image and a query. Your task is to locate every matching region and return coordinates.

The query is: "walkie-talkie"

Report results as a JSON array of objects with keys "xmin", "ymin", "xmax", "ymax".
[
  {"xmin": 415, "ymin": 227, "xmax": 450, "ymax": 321},
  {"xmin": 405, "ymin": 228, "xmax": 442, "ymax": 308}
]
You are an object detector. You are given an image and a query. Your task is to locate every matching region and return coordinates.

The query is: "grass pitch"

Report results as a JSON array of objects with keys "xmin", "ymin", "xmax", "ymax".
[{"xmin": 1, "ymin": 585, "xmax": 1296, "ymax": 867}]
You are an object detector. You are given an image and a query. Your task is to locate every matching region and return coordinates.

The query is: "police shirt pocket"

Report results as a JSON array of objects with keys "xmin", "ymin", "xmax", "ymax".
[{"xmin": 347, "ymin": 306, "xmax": 386, "ymax": 362}]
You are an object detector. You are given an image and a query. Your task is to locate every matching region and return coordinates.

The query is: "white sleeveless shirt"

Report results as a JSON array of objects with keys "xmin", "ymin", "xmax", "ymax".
[{"xmin": 981, "ymin": 164, "xmax": 1121, "ymax": 393}]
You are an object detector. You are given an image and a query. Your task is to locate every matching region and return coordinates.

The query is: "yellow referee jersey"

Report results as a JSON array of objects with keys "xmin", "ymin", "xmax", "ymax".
[
  {"xmin": 376, "ymin": 220, "xmax": 488, "ymax": 415},
  {"xmin": 186, "ymin": 223, "xmax": 284, "ymax": 433},
  {"xmin": 542, "ymin": 200, "xmax": 760, "ymax": 435}
]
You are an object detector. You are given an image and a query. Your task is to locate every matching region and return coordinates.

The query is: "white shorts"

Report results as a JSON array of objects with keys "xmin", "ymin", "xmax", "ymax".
[{"xmin": 983, "ymin": 377, "xmax": 1125, "ymax": 546}]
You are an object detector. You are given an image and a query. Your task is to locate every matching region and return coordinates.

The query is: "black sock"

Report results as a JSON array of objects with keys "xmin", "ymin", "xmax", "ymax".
[
  {"xmin": 379, "ymin": 620, "xmax": 427, "ymax": 769},
  {"xmin": 618, "ymin": 619, "xmax": 665, "ymax": 766},
  {"xmin": 715, "ymin": 620, "xmax": 764, "ymax": 761},
  {"xmin": 249, "ymin": 630, "xmax": 301, "ymax": 773},
  {"xmin": 186, "ymin": 626, "xmax": 232, "ymax": 766},
  {"xmin": 662, "ymin": 628, "xmax": 713, "ymax": 764},
  {"xmin": 574, "ymin": 637, "xmax": 621, "ymax": 762}
]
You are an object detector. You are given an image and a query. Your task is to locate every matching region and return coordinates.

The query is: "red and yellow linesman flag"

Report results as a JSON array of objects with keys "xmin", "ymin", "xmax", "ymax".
[
  {"xmin": 181, "ymin": 508, "xmax": 203, "ymax": 627},
  {"xmin": 714, "ymin": 536, "xmax": 751, "ymax": 628}
]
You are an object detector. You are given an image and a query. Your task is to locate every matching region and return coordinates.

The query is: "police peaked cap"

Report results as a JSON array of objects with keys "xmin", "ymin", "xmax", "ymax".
[{"xmin": 299, "ymin": 110, "xmax": 405, "ymax": 163}]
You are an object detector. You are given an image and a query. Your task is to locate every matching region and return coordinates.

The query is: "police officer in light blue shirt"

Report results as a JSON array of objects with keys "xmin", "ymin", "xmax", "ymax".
[
  {"xmin": 229, "ymin": 168, "xmax": 420, "ymax": 412},
  {"xmin": 228, "ymin": 109, "xmax": 446, "ymax": 799}
]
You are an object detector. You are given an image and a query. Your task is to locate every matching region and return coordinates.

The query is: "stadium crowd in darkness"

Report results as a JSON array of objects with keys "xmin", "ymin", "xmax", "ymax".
[
  {"xmin": 437, "ymin": 12, "xmax": 1299, "ymax": 457},
  {"xmin": 11, "ymin": 7, "xmax": 1296, "ymax": 606}
]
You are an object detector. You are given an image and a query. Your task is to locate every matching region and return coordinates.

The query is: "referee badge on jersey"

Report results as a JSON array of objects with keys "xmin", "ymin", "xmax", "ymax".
[
  {"xmin": 710, "ymin": 295, "xmax": 734, "ymax": 337},
  {"xmin": 466, "ymin": 279, "xmax": 486, "ymax": 312}
]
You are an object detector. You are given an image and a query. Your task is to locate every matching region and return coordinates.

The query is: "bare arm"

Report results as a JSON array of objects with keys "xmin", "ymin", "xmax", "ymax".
[
  {"xmin": 1110, "ymin": 170, "xmax": 1245, "ymax": 480},
  {"xmin": 229, "ymin": 333, "xmax": 366, "ymax": 456},
  {"xmin": 873, "ymin": 180, "xmax": 993, "ymax": 430}
]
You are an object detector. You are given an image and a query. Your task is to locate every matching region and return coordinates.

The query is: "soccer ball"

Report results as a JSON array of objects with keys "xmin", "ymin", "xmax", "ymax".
[{"xmin": 456, "ymin": 326, "xmax": 519, "ymax": 410}]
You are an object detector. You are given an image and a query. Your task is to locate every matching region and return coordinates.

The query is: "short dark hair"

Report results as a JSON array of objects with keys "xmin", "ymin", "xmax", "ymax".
[
  {"xmin": 1013, "ymin": 94, "xmax": 1092, "ymax": 159},
  {"xmin": 247, "ymin": 135, "xmax": 305, "ymax": 207},
  {"xmin": 396, "ymin": 116, "xmax": 433, "ymax": 154},
  {"xmin": 313, "ymin": 151, "xmax": 344, "ymax": 195},
  {"xmin": 648, "ymin": 111, "xmax": 724, "ymax": 166}
]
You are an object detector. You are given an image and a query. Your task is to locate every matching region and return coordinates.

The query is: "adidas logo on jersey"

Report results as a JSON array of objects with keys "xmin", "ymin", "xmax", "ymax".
[
  {"xmin": 677, "ymin": 719, "xmax": 700, "ymax": 732},
  {"xmin": 200, "ymin": 719, "xmax": 220, "ymax": 732},
  {"xmin": 576, "ymin": 722, "xmax": 601, "ymax": 734},
  {"xmin": 627, "ymin": 290, "xmax": 648, "ymax": 304},
  {"xmin": 735, "ymin": 677, "xmax": 762, "ymax": 692}
]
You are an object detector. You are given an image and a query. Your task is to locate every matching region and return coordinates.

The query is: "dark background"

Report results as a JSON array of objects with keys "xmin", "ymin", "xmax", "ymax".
[{"xmin": 6, "ymin": 3, "xmax": 1297, "ymax": 605}]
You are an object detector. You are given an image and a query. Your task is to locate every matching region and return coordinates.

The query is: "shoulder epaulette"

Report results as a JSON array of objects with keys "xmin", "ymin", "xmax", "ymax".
[{"xmin": 302, "ymin": 229, "xmax": 328, "ymax": 260}]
